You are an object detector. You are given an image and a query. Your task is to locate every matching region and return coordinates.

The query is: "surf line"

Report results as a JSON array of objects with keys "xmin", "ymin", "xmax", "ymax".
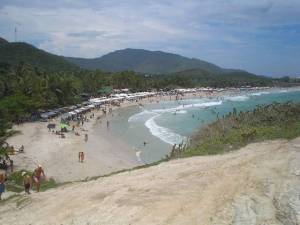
[{"xmin": 145, "ymin": 114, "xmax": 186, "ymax": 145}]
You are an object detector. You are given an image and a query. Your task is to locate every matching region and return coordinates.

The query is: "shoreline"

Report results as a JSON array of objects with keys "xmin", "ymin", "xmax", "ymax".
[
  {"xmin": 6, "ymin": 86, "xmax": 295, "ymax": 183},
  {"xmin": 5, "ymin": 90, "xmax": 217, "ymax": 183}
]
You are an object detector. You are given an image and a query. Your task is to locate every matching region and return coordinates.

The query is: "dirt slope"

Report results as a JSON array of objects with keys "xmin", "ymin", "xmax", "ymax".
[{"xmin": 0, "ymin": 138, "xmax": 299, "ymax": 225}]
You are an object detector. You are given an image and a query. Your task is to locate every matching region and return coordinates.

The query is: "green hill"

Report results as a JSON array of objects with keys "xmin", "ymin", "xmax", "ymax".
[
  {"xmin": 66, "ymin": 48, "xmax": 228, "ymax": 74},
  {"xmin": 0, "ymin": 37, "xmax": 9, "ymax": 45},
  {"xmin": 0, "ymin": 38, "xmax": 78, "ymax": 71},
  {"xmin": 163, "ymin": 68, "xmax": 272, "ymax": 87}
]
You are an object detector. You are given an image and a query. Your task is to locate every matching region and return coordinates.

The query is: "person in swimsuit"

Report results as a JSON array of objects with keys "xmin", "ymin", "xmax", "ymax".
[
  {"xmin": 80, "ymin": 152, "xmax": 85, "ymax": 163},
  {"xmin": 0, "ymin": 172, "xmax": 6, "ymax": 200},
  {"xmin": 33, "ymin": 165, "xmax": 46, "ymax": 192},
  {"xmin": 22, "ymin": 172, "xmax": 32, "ymax": 194}
]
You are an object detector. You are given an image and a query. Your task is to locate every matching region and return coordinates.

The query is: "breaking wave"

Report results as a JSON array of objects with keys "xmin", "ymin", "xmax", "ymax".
[
  {"xmin": 128, "ymin": 109, "xmax": 158, "ymax": 122},
  {"xmin": 145, "ymin": 115, "xmax": 185, "ymax": 145},
  {"xmin": 152, "ymin": 101, "xmax": 223, "ymax": 113}
]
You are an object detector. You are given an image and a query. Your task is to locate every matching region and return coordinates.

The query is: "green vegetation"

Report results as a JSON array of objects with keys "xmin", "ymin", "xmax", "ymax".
[
  {"xmin": 155, "ymin": 68, "xmax": 273, "ymax": 88},
  {"xmin": 178, "ymin": 102, "xmax": 300, "ymax": 157}
]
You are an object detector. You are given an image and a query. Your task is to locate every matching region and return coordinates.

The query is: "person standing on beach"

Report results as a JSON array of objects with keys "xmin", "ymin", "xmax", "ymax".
[
  {"xmin": 80, "ymin": 152, "xmax": 85, "ymax": 162},
  {"xmin": 0, "ymin": 172, "xmax": 6, "ymax": 200},
  {"xmin": 22, "ymin": 172, "xmax": 32, "ymax": 194},
  {"xmin": 78, "ymin": 152, "xmax": 81, "ymax": 162},
  {"xmin": 9, "ymin": 159, "xmax": 13, "ymax": 173},
  {"xmin": 33, "ymin": 165, "xmax": 46, "ymax": 192},
  {"xmin": 84, "ymin": 134, "xmax": 88, "ymax": 142},
  {"xmin": 107, "ymin": 120, "xmax": 110, "ymax": 129}
]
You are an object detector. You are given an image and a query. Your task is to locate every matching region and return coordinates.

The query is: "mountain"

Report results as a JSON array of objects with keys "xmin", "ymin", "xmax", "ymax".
[
  {"xmin": 0, "ymin": 37, "xmax": 254, "ymax": 76},
  {"xmin": 0, "ymin": 38, "xmax": 78, "ymax": 71},
  {"xmin": 66, "ymin": 48, "xmax": 228, "ymax": 74}
]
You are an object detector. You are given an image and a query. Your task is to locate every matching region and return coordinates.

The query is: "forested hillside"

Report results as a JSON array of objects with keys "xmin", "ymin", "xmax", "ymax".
[
  {"xmin": 66, "ymin": 48, "xmax": 226, "ymax": 74},
  {"xmin": 0, "ymin": 38, "xmax": 78, "ymax": 71},
  {"xmin": 164, "ymin": 68, "xmax": 272, "ymax": 87}
]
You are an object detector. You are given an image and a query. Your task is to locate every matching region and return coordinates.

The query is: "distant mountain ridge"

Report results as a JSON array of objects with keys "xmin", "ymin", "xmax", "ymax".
[
  {"xmin": 0, "ymin": 37, "xmax": 253, "ymax": 76},
  {"xmin": 66, "ymin": 48, "xmax": 234, "ymax": 74},
  {"xmin": 0, "ymin": 38, "xmax": 78, "ymax": 71}
]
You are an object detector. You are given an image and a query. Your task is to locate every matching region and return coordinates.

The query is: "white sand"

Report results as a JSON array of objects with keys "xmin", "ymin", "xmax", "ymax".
[
  {"xmin": 0, "ymin": 138, "xmax": 299, "ymax": 224},
  {"xmin": 5, "ymin": 111, "xmax": 140, "ymax": 183}
]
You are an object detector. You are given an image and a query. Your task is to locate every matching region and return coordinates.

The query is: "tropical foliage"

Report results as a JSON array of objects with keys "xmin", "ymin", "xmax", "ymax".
[
  {"xmin": 0, "ymin": 61, "xmax": 297, "ymax": 141},
  {"xmin": 178, "ymin": 102, "xmax": 300, "ymax": 157}
]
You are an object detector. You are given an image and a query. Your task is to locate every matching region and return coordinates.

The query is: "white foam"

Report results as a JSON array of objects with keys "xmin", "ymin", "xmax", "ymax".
[
  {"xmin": 193, "ymin": 101, "xmax": 223, "ymax": 107},
  {"xmin": 175, "ymin": 110, "xmax": 187, "ymax": 114},
  {"xmin": 152, "ymin": 101, "xmax": 223, "ymax": 113},
  {"xmin": 225, "ymin": 95, "xmax": 249, "ymax": 101},
  {"xmin": 145, "ymin": 115, "xmax": 185, "ymax": 145},
  {"xmin": 128, "ymin": 109, "xmax": 158, "ymax": 122},
  {"xmin": 278, "ymin": 90, "xmax": 288, "ymax": 93},
  {"xmin": 250, "ymin": 91, "xmax": 270, "ymax": 96}
]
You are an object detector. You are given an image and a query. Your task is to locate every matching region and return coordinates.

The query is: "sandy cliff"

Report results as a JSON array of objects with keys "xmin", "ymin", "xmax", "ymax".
[{"xmin": 0, "ymin": 138, "xmax": 299, "ymax": 225}]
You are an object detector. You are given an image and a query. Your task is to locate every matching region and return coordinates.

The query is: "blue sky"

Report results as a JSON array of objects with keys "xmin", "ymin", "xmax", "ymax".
[{"xmin": 0, "ymin": 0, "xmax": 299, "ymax": 76}]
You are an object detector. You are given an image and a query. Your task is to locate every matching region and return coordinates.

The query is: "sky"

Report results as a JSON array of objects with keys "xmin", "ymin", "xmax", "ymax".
[{"xmin": 0, "ymin": 0, "xmax": 299, "ymax": 77}]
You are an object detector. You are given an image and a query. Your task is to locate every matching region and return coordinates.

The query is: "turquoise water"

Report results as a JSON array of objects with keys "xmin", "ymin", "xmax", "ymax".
[{"xmin": 107, "ymin": 88, "xmax": 300, "ymax": 163}]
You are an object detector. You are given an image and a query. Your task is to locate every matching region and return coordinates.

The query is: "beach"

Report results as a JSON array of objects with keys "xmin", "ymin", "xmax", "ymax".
[
  {"xmin": 6, "ymin": 91, "xmax": 215, "ymax": 182},
  {"xmin": 6, "ymin": 109, "xmax": 139, "ymax": 183},
  {"xmin": 6, "ymin": 87, "xmax": 299, "ymax": 182}
]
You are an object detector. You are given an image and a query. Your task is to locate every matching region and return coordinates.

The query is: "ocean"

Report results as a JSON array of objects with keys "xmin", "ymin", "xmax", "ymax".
[{"xmin": 105, "ymin": 88, "xmax": 300, "ymax": 163}]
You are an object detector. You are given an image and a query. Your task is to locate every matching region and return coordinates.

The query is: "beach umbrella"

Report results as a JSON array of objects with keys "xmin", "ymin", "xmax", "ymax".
[{"xmin": 60, "ymin": 123, "xmax": 70, "ymax": 129}]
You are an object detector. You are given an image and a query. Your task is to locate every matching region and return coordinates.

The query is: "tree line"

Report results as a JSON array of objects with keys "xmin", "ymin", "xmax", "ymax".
[{"xmin": 0, "ymin": 62, "xmax": 297, "ymax": 143}]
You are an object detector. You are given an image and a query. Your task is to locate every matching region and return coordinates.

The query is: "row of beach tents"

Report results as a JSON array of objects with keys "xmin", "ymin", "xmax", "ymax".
[
  {"xmin": 40, "ymin": 92, "xmax": 156, "ymax": 121},
  {"xmin": 89, "ymin": 92, "xmax": 156, "ymax": 104},
  {"xmin": 40, "ymin": 102, "xmax": 95, "ymax": 120}
]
